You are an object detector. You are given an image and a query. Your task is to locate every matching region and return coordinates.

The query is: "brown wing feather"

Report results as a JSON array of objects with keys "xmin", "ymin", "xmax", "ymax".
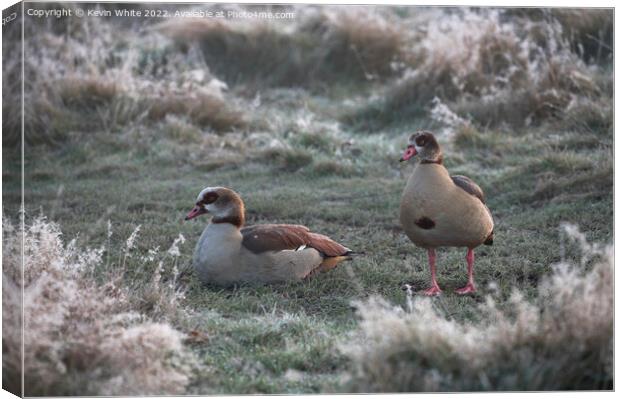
[
  {"xmin": 451, "ymin": 175, "xmax": 485, "ymax": 203},
  {"xmin": 452, "ymin": 175, "xmax": 495, "ymax": 245},
  {"xmin": 306, "ymin": 232, "xmax": 351, "ymax": 257},
  {"xmin": 241, "ymin": 224, "xmax": 350, "ymax": 257}
]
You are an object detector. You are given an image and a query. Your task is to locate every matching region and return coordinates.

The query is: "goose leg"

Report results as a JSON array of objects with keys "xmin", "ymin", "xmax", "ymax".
[
  {"xmin": 455, "ymin": 248, "xmax": 476, "ymax": 294},
  {"xmin": 423, "ymin": 248, "xmax": 442, "ymax": 296}
]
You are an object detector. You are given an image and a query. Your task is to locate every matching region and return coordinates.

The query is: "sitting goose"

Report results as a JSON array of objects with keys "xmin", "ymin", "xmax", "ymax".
[
  {"xmin": 399, "ymin": 131, "xmax": 494, "ymax": 295},
  {"xmin": 185, "ymin": 186, "xmax": 353, "ymax": 286}
]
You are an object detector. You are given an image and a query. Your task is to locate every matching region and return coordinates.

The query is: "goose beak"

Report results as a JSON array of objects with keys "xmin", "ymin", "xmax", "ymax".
[
  {"xmin": 185, "ymin": 205, "xmax": 207, "ymax": 221},
  {"xmin": 400, "ymin": 145, "xmax": 417, "ymax": 162}
]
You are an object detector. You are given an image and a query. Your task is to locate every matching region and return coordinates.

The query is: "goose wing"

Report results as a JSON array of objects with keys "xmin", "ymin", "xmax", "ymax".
[
  {"xmin": 451, "ymin": 175, "xmax": 486, "ymax": 204},
  {"xmin": 241, "ymin": 224, "xmax": 350, "ymax": 256}
]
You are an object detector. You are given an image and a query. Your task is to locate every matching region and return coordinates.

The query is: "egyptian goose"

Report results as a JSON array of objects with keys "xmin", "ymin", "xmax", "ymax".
[
  {"xmin": 184, "ymin": 187, "xmax": 353, "ymax": 286},
  {"xmin": 399, "ymin": 131, "xmax": 494, "ymax": 295}
]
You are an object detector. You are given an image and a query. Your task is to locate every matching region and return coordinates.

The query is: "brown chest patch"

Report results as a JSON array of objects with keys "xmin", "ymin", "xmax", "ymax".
[{"xmin": 415, "ymin": 217, "xmax": 436, "ymax": 230}]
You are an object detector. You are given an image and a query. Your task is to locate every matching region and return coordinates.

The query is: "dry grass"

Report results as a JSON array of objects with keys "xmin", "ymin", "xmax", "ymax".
[
  {"xmin": 146, "ymin": 92, "xmax": 246, "ymax": 132},
  {"xmin": 294, "ymin": 132, "xmax": 335, "ymax": 152},
  {"xmin": 298, "ymin": 9, "xmax": 405, "ymax": 81},
  {"xmin": 551, "ymin": 9, "xmax": 613, "ymax": 63},
  {"xmin": 57, "ymin": 77, "xmax": 119, "ymax": 109},
  {"xmin": 312, "ymin": 159, "xmax": 357, "ymax": 177},
  {"xmin": 258, "ymin": 147, "xmax": 314, "ymax": 172},
  {"xmin": 164, "ymin": 115, "xmax": 203, "ymax": 144},
  {"xmin": 2, "ymin": 218, "xmax": 196, "ymax": 396},
  {"xmin": 158, "ymin": 6, "xmax": 405, "ymax": 87},
  {"xmin": 342, "ymin": 225, "xmax": 612, "ymax": 392},
  {"xmin": 5, "ymin": 11, "xmax": 244, "ymax": 148},
  {"xmin": 558, "ymin": 96, "xmax": 613, "ymax": 134},
  {"xmin": 347, "ymin": 9, "xmax": 611, "ymax": 131}
]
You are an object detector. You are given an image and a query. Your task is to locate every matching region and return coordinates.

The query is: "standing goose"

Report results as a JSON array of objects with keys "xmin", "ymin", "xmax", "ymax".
[
  {"xmin": 185, "ymin": 186, "xmax": 353, "ymax": 286},
  {"xmin": 399, "ymin": 131, "xmax": 494, "ymax": 295}
]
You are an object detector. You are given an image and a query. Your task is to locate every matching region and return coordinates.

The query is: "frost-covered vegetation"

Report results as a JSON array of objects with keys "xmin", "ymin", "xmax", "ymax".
[
  {"xmin": 342, "ymin": 224, "xmax": 613, "ymax": 391},
  {"xmin": 2, "ymin": 3, "xmax": 612, "ymax": 395},
  {"xmin": 2, "ymin": 218, "xmax": 195, "ymax": 395}
]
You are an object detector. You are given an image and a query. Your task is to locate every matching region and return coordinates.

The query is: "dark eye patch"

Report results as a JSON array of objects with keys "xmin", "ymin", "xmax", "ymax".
[
  {"xmin": 201, "ymin": 191, "xmax": 219, "ymax": 205},
  {"xmin": 415, "ymin": 135, "xmax": 427, "ymax": 146}
]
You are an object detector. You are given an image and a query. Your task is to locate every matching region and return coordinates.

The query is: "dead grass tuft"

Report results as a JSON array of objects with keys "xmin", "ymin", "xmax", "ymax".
[
  {"xmin": 347, "ymin": 9, "xmax": 610, "ymax": 131},
  {"xmin": 299, "ymin": 9, "xmax": 405, "ymax": 81},
  {"xmin": 58, "ymin": 77, "xmax": 119, "ymax": 109},
  {"xmin": 342, "ymin": 225, "xmax": 612, "ymax": 391},
  {"xmin": 294, "ymin": 132, "xmax": 335, "ymax": 152},
  {"xmin": 258, "ymin": 147, "xmax": 314, "ymax": 172},
  {"xmin": 164, "ymin": 115, "xmax": 203, "ymax": 143},
  {"xmin": 13, "ymin": 12, "xmax": 242, "ymax": 147},
  {"xmin": 159, "ymin": 7, "xmax": 405, "ymax": 87},
  {"xmin": 312, "ymin": 160, "xmax": 357, "ymax": 177},
  {"xmin": 558, "ymin": 96, "xmax": 613, "ymax": 134},
  {"xmin": 2, "ymin": 218, "xmax": 195, "ymax": 395},
  {"xmin": 146, "ymin": 93, "xmax": 246, "ymax": 132},
  {"xmin": 552, "ymin": 9, "xmax": 613, "ymax": 63}
]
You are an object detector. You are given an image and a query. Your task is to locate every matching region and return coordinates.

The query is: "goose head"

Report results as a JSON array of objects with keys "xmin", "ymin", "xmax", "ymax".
[
  {"xmin": 399, "ymin": 131, "xmax": 442, "ymax": 163},
  {"xmin": 185, "ymin": 186, "xmax": 245, "ymax": 227}
]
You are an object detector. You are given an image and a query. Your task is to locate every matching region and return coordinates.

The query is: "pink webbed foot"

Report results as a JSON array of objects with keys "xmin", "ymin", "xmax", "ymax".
[
  {"xmin": 423, "ymin": 248, "xmax": 442, "ymax": 296},
  {"xmin": 423, "ymin": 284, "xmax": 442, "ymax": 296},
  {"xmin": 455, "ymin": 283, "xmax": 476, "ymax": 295}
]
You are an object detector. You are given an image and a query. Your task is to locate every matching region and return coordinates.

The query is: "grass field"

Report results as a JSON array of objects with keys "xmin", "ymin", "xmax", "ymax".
[{"xmin": 2, "ymin": 4, "xmax": 613, "ymax": 395}]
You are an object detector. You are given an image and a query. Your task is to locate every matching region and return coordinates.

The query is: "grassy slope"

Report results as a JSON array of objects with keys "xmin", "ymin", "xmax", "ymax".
[{"xmin": 2, "ymin": 81, "xmax": 612, "ymax": 393}]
